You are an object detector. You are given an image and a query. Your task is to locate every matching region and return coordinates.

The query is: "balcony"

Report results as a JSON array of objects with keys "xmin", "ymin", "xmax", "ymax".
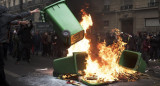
[
  {"xmin": 148, "ymin": 2, "xmax": 159, "ymax": 7},
  {"xmin": 121, "ymin": 5, "xmax": 133, "ymax": 10}
]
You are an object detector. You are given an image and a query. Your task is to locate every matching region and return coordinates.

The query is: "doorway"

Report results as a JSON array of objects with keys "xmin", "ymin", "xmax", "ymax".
[{"xmin": 121, "ymin": 19, "xmax": 133, "ymax": 34}]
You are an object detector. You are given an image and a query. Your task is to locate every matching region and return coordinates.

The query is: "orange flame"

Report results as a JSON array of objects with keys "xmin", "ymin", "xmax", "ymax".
[
  {"xmin": 67, "ymin": 9, "xmax": 92, "ymax": 56},
  {"xmin": 83, "ymin": 32, "xmax": 136, "ymax": 83},
  {"xmin": 68, "ymin": 9, "xmax": 136, "ymax": 83},
  {"xmin": 80, "ymin": 9, "xmax": 93, "ymax": 33}
]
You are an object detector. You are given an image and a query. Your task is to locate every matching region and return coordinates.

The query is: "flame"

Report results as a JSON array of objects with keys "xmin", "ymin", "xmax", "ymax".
[
  {"xmin": 67, "ymin": 9, "xmax": 93, "ymax": 56},
  {"xmin": 67, "ymin": 9, "xmax": 136, "ymax": 83},
  {"xmin": 83, "ymin": 31, "xmax": 136, "ymax": 83},
  {"xmin": 80, "ymin": 9, "xmax": 93, "ymax": 33}
]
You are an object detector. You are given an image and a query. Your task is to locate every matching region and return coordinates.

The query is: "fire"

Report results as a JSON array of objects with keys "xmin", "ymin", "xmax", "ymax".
[
  {"xmin": 83, "ymin": 33, "xmax": 136, "ymax": 83},
  {"xmin": 67, "ymin": 9, "xmax": 92, "ymax": 56},
  {"xmin": 67, "ymin": 9, "xmax": 136, "ymax": 83},
  {"xmin": 80, "ymin": 9, "xmax": 93, "ymax": 33}
]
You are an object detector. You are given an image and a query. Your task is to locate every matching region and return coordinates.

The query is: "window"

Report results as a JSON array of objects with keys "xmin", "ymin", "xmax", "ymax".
[
  {"xmin": 145, "ymin": 18, "xmax": 160, "ymax": 26},
  {"xmin": 104, "ymin": 20, "xmax": 109, "ymax": 26},
  {"xmin": 104, "ymin": 0, "xmax": 110, "ymax": 12},
  {"xmin": 121, "ymin": 0, "xmax": 133, "ymax": 10},
  {"xmin": 104, "ymin": 5, "xmax": 110, "ymax": 12},
  {"xmin": 149, "ymin": 0, "xmax": 156, "ymax": 2},
  {"xmin": 122, "ymin": 0, "xmax": 133, "ymax": 5},
  {"xmin": 104, "ymin": 0, "xmax": 110, "ymax": 5}
]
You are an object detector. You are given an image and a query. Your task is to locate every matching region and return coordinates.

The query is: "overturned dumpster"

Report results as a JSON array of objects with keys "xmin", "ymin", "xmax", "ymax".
[
  {"xmin": 41, "ymin": 0, "xmax": 84, "ymax": 46},
  {"xmin": 53, "ymin": 52, "xmax": 87, "ymax": 76},
  {"xmin": 118, "ymin": 50, "xmax": 147, "ymax": 73}
]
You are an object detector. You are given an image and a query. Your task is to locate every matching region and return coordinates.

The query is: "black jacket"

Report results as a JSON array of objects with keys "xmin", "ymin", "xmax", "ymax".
[
  {"xmin": 0, "ymin": 6, "xmax": 31, "ymax": 43},
  {"xmin": 18, "ymin": 24, "xmax": 33, "ymax": 44}
]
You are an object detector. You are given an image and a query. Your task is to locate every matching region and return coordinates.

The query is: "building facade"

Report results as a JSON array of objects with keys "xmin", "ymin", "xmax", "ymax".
[
  {"xmin": 1, "ymin": 0, "xmax": 160, "ymax": 34},
  {"xmin": 90, "ymin": 0, "xmax": 160, "ymax": 35}
]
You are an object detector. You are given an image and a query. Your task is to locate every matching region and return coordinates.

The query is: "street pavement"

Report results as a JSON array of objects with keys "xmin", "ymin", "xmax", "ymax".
[{"xmin": 4, "ymin": 54, "xmax": 160, "ymax": 86}]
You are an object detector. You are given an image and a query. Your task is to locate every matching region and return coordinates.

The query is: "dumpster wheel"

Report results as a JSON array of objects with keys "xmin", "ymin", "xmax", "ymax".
[{"xmin": 62, "ymin": 30, "xmax": 70, "ymax": 37}]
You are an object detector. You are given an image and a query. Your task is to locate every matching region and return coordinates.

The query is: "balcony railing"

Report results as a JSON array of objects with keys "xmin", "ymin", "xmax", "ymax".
[
  {"xmin": 148, "ymin": 2, "xmax": 159, "ymax": 7},
  {"xmin": 121, "ymin": 5, "xmax": 133, "ymax": 10}
]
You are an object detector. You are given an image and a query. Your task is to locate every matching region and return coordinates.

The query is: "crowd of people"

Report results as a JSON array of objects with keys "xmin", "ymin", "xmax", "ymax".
[
  {"xmin": 7, "ymin": 28, "xmax": 69, "ymax": 63},
  {"xmin": 105, "ymin": 31, "xmax": 160, "ymax": 67}
]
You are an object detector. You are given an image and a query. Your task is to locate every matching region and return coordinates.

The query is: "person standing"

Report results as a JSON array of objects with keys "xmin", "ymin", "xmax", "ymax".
[
  {"xmin": 17, "ymin": 20, "xmax": 33, "ymax": 63},
  {"xmin": 149, "ymin": 34, "xmax": 158, "ymax": 61},
  {"xmin": 142, "ymin": 35, "xmax": 150, "ymax": 67},
  {"xmin": 42, "ymin": 32, "xmax": 49, "ymax": 56},
  {"xmin": 33, "ymin": 31, "xmax": 41, "ymax": 55},
  {"xmin": 51, "ymin": 33, "xmax": 58, "ymax": 58},
  {"xmin": 0, "ymin": 5, "xmax": 40, "ymax": 86}
]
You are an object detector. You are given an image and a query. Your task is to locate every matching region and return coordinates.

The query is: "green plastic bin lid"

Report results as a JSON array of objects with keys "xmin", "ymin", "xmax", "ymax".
[{"xmin": 43, "ymin": 0, "xmax": 65, "ymax": 11}]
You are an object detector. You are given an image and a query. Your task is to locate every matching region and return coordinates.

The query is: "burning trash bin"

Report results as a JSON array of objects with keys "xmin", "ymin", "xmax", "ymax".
[
  {"xmin": 53, "ymin": 52, "xmax": 87, "ymax": 76},
  {"xmin": 41, "ymin": 0, "xmax": 84, "ymax": 46},
  {"xmin": 118, "ymin": 50, "xmax": 147, "ymax": 73}
]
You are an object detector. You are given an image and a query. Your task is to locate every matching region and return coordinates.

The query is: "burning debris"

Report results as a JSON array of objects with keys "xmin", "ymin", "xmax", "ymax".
[{"xmin": 65, "ymin": 9, "xmax": 147, "ymax": 85}]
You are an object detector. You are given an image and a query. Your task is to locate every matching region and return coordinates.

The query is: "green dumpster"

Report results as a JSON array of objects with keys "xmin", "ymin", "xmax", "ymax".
[
  {"xmin": 53, "ymin": 52, "xmax": 87, "ymax": 76},
  {"xmin": 42, "ymin": 0, "xmax": 84, "ymax": 46},
  {"xmin": 118, "ymin": 50, "xmax": 147, "ymax": 73}
]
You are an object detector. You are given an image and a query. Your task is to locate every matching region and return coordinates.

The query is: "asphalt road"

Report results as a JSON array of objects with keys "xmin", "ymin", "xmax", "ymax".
[{"xmin": 4, "ymin": 54, "xmax": 160, "ymax": 86}]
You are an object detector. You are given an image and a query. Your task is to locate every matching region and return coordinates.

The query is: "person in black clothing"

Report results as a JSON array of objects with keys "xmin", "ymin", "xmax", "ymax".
[
  {"xmin": 157, "ymin": 32, "xmax": 160, "ymax": 60},
  {"xmin": 51, "ymin": 32, "xmax": 69, "ymax": 58},
  {"xmin": 51, "ymin": 33, "xmax": 58, "ymax": 58},
  {"xmin": 8, "ymin": 29, "xmax": 14, "ymax": 56},
  {"xmin": 33, "ymin": 31, "xmax": 41, "ymax": 55},
  {"xmin": 0, "ymin": 5, "xmax": 40, "ymax": 86},
  {"xmin": 2, "ymin": 43, "xmax": 8, "ymax": 61},
  {"xmin": 42, "ymin": 32, "xmax": 49, "ymax": 56},
  {"xmin": 105, "ymin": 32, "xmax": 116, "ymax": 46},
  {"xmin": 17, "ymin": 20, "xmax": 33, "ymax": 63},
  {"xmin": 142, "ymin": 35, "xmax": 150, "ymax": 67},
  {"xmin": 128, "ymin": 34, "xmax": 137, "ymax": 51},
  {"xmin": 12, "ymin": 28, "xmax": 20, "ymax": 59},
  {"xmin": 149, "ymin": 34, "xmax": 158, "ymax": 61}
]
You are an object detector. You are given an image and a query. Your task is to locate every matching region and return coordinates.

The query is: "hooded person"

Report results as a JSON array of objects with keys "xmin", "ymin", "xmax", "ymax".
[{"xmin": 0, "ymin": 5, "xmax": 40, "ymax": 86}]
